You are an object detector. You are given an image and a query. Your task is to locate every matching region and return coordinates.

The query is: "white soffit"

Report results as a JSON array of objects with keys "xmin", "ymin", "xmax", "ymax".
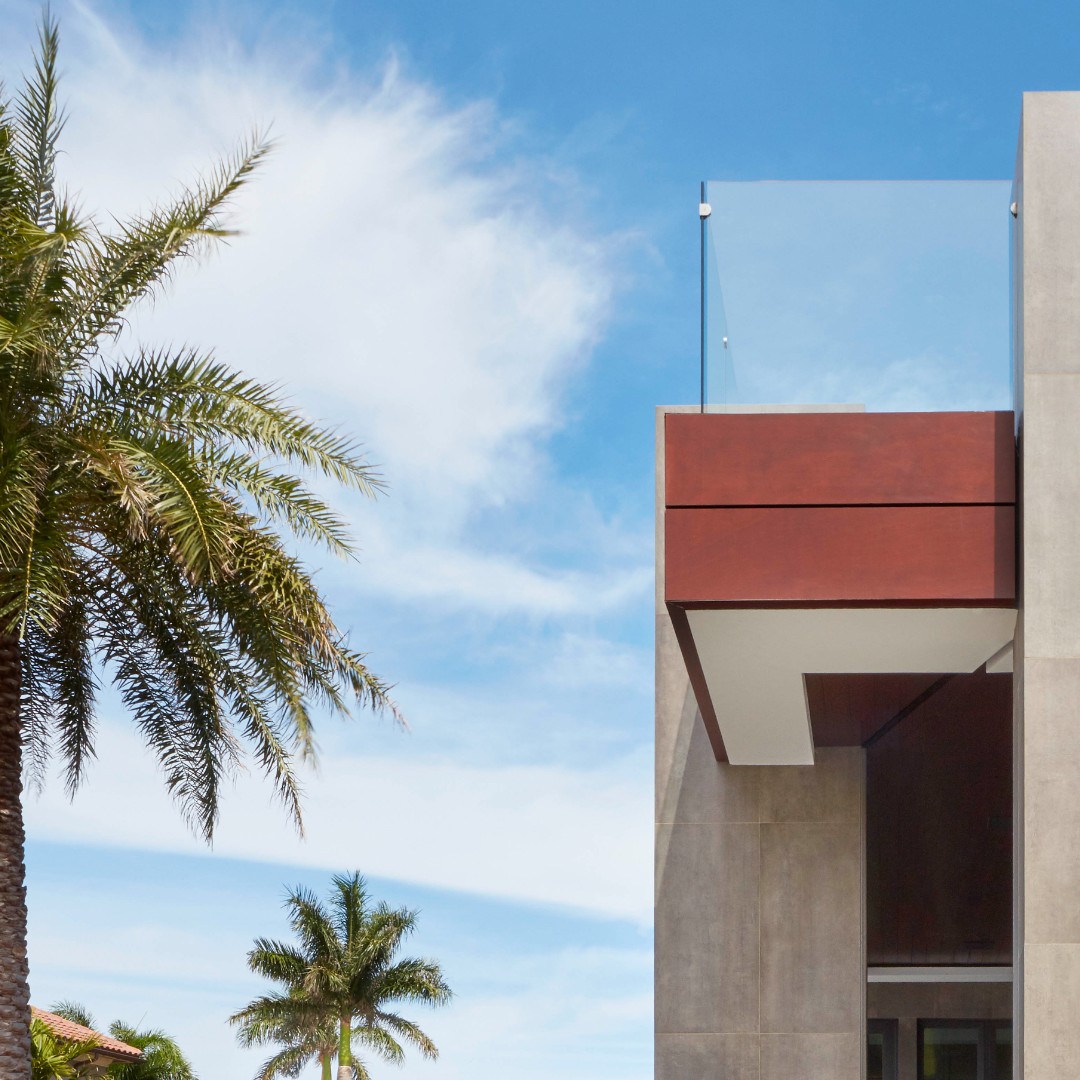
[{"xmin": 685, "ymin": 608, "xmax": 1018, "ymax": 765}]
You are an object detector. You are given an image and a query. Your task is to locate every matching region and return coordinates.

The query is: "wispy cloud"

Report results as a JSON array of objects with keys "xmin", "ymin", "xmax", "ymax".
[
  {"xmin": 24, "ymin": 721, "xmax": 653, "ymax": 924},
  {"xmin": 34, "ymin": 2, "xmax": 635, "ymax": 620},
  {"xmin": 345, "ymin": 533, "xmax": 651, "ymax": 617}
]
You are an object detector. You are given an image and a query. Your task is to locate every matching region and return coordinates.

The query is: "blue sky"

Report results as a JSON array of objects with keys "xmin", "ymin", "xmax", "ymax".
[{"xmin": 0, "ymin": 0, "xmax": 1068, "ymax": 1077}]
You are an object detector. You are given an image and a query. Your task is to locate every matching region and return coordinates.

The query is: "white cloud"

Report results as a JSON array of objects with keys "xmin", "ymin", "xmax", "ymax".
[
  {"xmin": 346, "ymin": 533, "xmax": 652, "ymax": 616},
  {"xmin": 24, "ymin": 720, "xmax": 653, "ymax": 925},
  {"xmin": 39, "ymin": 4, "xmax": 617, "ymax": 565},
  {"xmin": 546, "ymin": 632, "xmax": 652, "ymax": 689},
  {"xmin": 416, "ymin": 948, "xmax": 652, "ymax": 1079}
]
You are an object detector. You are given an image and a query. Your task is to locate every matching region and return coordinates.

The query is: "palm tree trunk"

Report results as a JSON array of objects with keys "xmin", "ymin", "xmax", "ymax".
[
  {"xmin": 0, "ymin": 634, "xmax": 30, "ymax": 1077},
  {"xmin": 337, "ymin": 1015, "xmax": 353, "ymax": 1080},
  {"xmin": 321, "ymin": 1050, "xmax": 332, "ymax": 1080}
]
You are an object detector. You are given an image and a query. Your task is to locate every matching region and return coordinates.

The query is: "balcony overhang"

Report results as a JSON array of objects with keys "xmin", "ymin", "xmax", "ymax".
[{"xmin": 663, "ymin": 410, "xmax": 1018, "ymax": 765}]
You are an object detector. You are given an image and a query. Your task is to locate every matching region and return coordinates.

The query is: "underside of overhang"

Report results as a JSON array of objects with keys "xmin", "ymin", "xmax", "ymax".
[{"xmin": 672, "ymin": 606, "xmax": 1017, "ymax": 765}]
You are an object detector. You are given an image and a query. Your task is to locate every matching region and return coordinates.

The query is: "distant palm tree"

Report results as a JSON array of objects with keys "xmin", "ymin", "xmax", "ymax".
[
  {"xmin": 233, "ymin": 873, "xmax": 451, "ymax": 1080},
  {"xmin": 102, "ymin": 1023, "xmax": 197, "ymax": 1080},
  {"xmin": 0, "ymin": 16, "xmax": 398, "ymax": 1073},
  {"xmin": 49, "ymin": 1005, "xmax": 197, "ymax": 1080},
  {"xmin": 231, "ymin": 991, "xmax": 339, "ymax": 1080},
  {"xmin": 44, "ymin": 1003, "xmax": 92, "ymax": 1031}
]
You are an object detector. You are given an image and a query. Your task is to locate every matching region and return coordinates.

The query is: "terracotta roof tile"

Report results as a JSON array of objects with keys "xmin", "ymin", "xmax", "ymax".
[{"xmin": 31, "ymin": 1007, "xmax": 142, "ymax": 1061}]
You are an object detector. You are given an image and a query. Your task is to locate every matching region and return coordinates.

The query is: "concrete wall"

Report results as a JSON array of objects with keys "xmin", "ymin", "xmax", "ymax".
[
  {"xmin": 1015, "ymin": 91, "xmax": 1080, "ymax": 1080},
  {"xmin": 655, "ymin": 407, "xmax": 866, "ymax": 1080}
]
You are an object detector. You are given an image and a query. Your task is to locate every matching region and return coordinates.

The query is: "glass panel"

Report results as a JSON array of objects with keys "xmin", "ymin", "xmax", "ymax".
[
  {"xmin": 702, "ymin": 200, "xmax": 735, "ymax": 405},
  {"xmin": 868, "ymin": 1019, "xmax": 898, "ymax": 1080},
  {"xmin": 868, "ymin": 1032, "xmax": 885, "ymax": 1080},
  {"xmin": 701, "ymin": 180, "xmax": 1011, "ymax": 411},
  {"xmin": 994, "ymin": 1025, "xmax": 1012, "ymax": 1080},
  {"xmin": 922, "ymin": 1024, "xmax": 980, "ymax": 1080}
]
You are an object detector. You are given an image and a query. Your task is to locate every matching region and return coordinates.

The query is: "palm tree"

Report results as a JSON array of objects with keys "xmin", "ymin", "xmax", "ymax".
[
  {"xmin": 42, "ymin": 1003, "xmax": 92, "ymax": 1030},
  {"xmin": 1, "ymin": 18, "xmax": 399, "ymax": 1073},
  {"xmin": 233, "ymin": 873, "xmax": 451, "ymax": 1080},
  {"xmin": 100, "ymin": 1023, "xmax": 196, "ymax": 1080},
  {"xmin": 49, "ymin": 1005, "xmax": 197, "ymax": 1080}
]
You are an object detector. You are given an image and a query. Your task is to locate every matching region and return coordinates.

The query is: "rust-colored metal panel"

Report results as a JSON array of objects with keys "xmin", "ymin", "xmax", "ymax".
[
  {"xmin": 666, "ymin": 504, "xmax": 1016, "ymax": 605},
  {"xmin": 866, "ymin": 672, "xmax": 1012, "ymax": 965},
  {"xmin": 806, "ymin": 673, "xmax": 950, "ymax": 746},
  {"xmin": 667, "ymin": 604, "xmax": 728, "ymax": 762},
  {"xmin": 665, "ymin": 411, "xmax": 1015, "ymax": 508}
]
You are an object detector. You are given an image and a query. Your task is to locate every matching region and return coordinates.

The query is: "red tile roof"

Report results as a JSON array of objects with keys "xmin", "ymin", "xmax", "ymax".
[{"xmin": 31, "ymin": 1007, "xmax": 142, "ymax": 1061}]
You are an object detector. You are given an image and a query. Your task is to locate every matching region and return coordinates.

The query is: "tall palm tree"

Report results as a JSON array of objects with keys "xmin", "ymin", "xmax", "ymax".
[
  {"xmin": 1, "ymin": 19, "xmax": 398, "ymax": 1074},
  {"xmin": 233, "ymin": 873, "xmax": 451, "ymax": 1080}
]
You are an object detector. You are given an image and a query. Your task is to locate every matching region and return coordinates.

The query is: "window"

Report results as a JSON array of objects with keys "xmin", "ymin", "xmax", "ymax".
[
  {"xmin": 918, "ymin": 1021, "xmax": 1012, "ymax": 1080},
  {"xmin": 868, "ymin": 1019, "xmax": 898, "ymax": 1080}
]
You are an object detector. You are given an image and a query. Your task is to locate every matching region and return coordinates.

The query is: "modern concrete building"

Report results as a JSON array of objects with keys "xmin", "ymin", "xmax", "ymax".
[{"xmin": 655, "ymin": 94, "xmax": 1080, "ymax": 1080}]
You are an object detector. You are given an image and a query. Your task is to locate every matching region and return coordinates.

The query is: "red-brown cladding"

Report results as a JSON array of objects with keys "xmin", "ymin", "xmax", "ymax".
[
  {"xmin": 665, "ymin": 410, "xmax": 1015, "ymax": 508},
  {"xmin": 666, "ymin": 504, "xmax": 1015, "ymax": 605},
  {"xmin": 664, "ymin": 410, "xmax": 1016, "ymax": 607}
]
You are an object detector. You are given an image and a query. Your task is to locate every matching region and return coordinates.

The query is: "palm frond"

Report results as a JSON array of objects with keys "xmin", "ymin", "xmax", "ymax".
[
  {"xmin": 55, "ymin": 137, "xmax": 272, "ymax": 361},
  {"xmin": 369, "ymin": 1012, "xmax": 437, "ymax": 1059},
  {"xmin": 12, "ymin": 11, "xmax": 65, "ymax": 229},
  {"xmin": 48, "ymin": 1000, "xmax": 94, "ymax": 1028},
  {"xmin": 79, "ymin": 349, "xmax": 384, "ymax": 495},
  {"xmin": 254, "ymin": 1042, "xmax": 316, "ymax": 1080},
  {"xmin": 352, "ymin": 1022, "xmax": 406, "ymax": 1064}
]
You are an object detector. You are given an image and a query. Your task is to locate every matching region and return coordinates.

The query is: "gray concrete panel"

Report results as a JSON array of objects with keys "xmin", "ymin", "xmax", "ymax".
[
  {"xmin": 759, "ymin": 1034, "xmax": 861, "ymax": 1080},
  {"xmin": 673, "ymin": 726, "xmax": 762, "ymax": 825},
  {"xmin": 655, "ymin": 611, "xmax": 693, "ymax": 821},
  {"xmin": 1019, "ymin": 94, "xmax": 1080, "ymax": 376},
  {"xmin": 1017, "ymin": 374, "xmax": 1080, "ymax": 659},
  {"xmin": 655, "ymin": 1034, "xmax": 759, "ymax": 1080},
  {"xmin": 1022, "ymin": 943, "xmax": 1080, "ymax": 1077},
  {"xmin": 655, "ymin": 823, "xmax": 760, "ymax": 1033},
  {"xmin": 760, "ymin": 821, "xmax": 864, "ymax": 1034},
  {"xmin": 1022, "ymin": 657, "xmax": 1080, "ymax": 944},
  {"xmin": 760, "ymin": 748, "xmax": 863, "ymax": 824}
]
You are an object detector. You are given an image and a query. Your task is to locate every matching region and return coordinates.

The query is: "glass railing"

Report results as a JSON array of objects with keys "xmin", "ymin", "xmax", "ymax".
[{"xmin": 700, "ymin": 180, "xmax": 1012, "ymax": 411}]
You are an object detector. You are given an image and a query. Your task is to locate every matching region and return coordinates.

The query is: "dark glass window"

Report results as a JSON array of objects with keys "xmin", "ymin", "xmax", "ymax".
[
  {"xmin": 918, "ymin": 1021, "xmax": 1012, "ymax": 1080},
  {"xmin": 868, "ymin": 1019, "xmax": 898, "ymax": 1080},
  {"xmin": 994, "ymin": 1024, "xmax": 1012, "ymax": 1080}
]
